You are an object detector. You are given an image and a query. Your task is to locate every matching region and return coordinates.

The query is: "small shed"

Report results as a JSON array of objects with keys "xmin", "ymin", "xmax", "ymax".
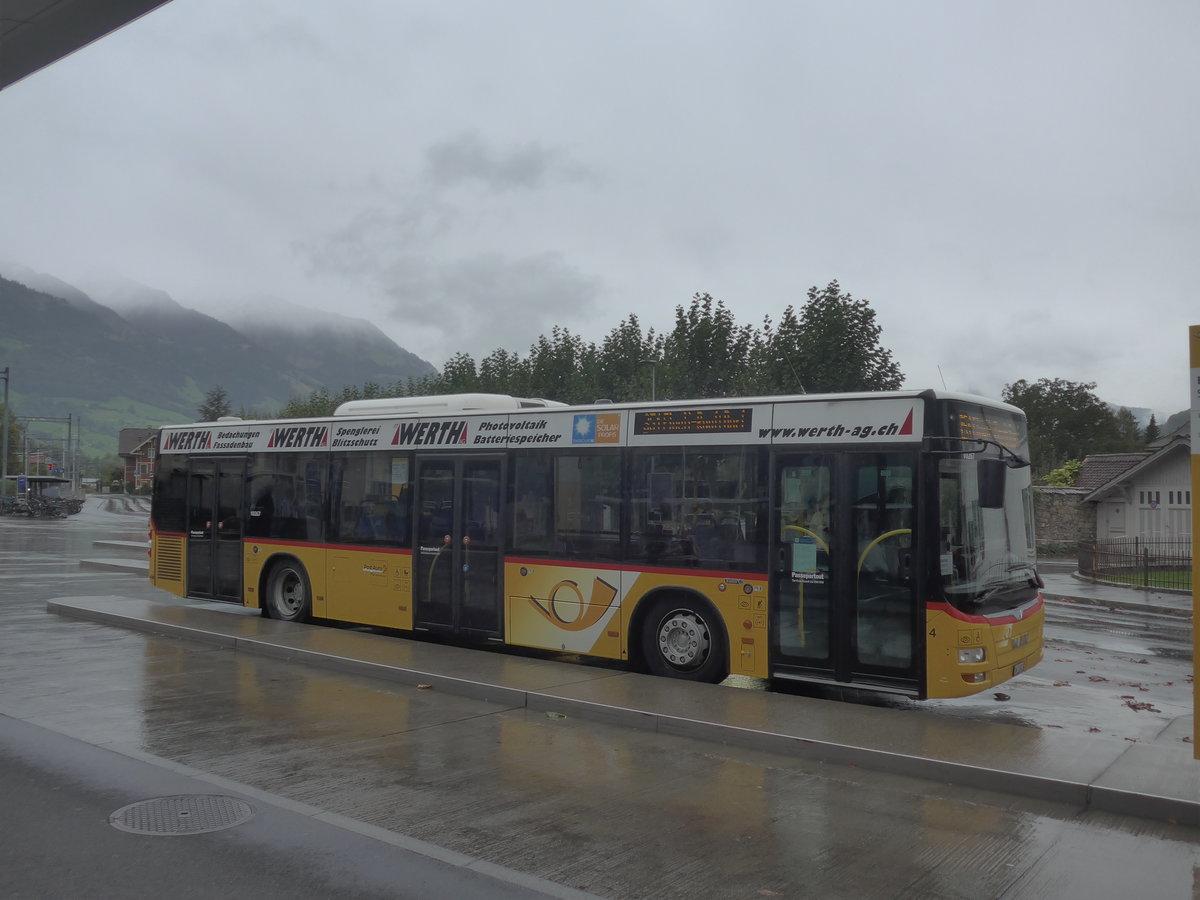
[{"xmin": 1080, "ymin": 439, "xmax": 1191, "ymax": 541}]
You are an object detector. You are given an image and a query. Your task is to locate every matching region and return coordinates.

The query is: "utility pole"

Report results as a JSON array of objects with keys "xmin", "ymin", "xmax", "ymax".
[
  {"xmin": 1, "ymin": 367, "xmax": 9, "ymax": 496},
  {"xmin": 641, "ymin": 360, "xmax": 657, "ymax": 401}
]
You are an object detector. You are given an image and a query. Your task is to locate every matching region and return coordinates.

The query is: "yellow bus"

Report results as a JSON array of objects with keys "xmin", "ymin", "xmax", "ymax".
[{"xmin": 149, "ymin": 389, "xmax": 1043, "ymax": 699}]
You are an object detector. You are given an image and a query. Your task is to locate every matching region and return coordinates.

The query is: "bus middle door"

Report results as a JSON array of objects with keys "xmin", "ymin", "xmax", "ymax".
[{"xmin": 413, "ymin": 455, "xmax": 504, "ymax": 639}]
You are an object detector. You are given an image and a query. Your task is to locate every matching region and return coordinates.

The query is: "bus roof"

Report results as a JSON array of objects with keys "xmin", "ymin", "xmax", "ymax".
[
  {"xmin": 332, "ymin": 393, "xmax": 568, "ymax": 417},
  {"xmin": 160, "ymin": 389, "xmax": 1019, "ymax": 431}
]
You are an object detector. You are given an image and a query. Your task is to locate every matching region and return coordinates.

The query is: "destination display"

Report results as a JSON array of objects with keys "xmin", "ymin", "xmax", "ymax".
[
  {"xmin": 633, "ymin": 408, "xmax": 752, "ymax": 436},
  {"xmin": 955, "ymin": 407, "xmax": 1025, "ymax": 451}
]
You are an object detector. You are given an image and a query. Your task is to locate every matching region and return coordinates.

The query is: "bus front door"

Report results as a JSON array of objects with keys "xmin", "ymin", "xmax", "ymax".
[
  {"xmin": 771, "ymin": 453, "xmax": 918, "ymax": 692},
  {"xmin": 413, "ymin": 455, "xmax": 504, "ymax": 639},
  {"xmin": 773, "ymin": 455, "xmax": 838, "ymax": 678},
  {"xmin": 185, "ymin": 457, "xmax": 246, "ymax": 603}
]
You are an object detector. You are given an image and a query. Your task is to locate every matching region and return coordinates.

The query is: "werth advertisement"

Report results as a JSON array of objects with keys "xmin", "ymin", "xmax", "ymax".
[
  {"xmin": 158, "ymin": 397, "xmax": 923, "ymax": 454},
  {"xmin": 159, "ymin": 410, "xmax": 628, "ymax": 454},
  {"xmin": 765, "ymin": 398, "xmax": 922, "ymax": 444}
]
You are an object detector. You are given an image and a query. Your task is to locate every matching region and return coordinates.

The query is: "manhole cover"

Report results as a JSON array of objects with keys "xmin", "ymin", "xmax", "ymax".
[{"xmin": 109, "ymin": 795, "xmax": 255, "ymax": 836}]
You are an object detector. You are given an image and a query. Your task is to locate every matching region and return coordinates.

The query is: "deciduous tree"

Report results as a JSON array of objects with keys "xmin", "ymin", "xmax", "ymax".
[
  {"xmin": 593, "ymin": 314, "xmax": 662, "ymax": 402},
  {"xmin": 660, "ymin": 293, "xmax": 754, "ymax": 399},
  {"xmin": 790, "ymin": 281, "xmax": 904, "ymax": 393},
  {"xmin": 1002, "ymin": 378, "xmax": 1117, "ymax": 476}
]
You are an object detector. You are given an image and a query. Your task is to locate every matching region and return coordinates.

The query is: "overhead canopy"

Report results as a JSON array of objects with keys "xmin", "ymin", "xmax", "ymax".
[{"xmin": 1, "ymin": 0, "xmax": 173, "ymax": 91}]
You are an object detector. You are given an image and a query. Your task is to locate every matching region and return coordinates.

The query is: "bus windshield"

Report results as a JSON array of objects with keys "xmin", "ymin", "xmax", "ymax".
[{"xmin": 937, "ymin": 404, "xmax": 1038, "ymax": 616}]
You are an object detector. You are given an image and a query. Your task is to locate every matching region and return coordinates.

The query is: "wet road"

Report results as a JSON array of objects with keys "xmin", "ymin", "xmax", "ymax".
[{"xmin": 2, "ymin": 497, "xmax": 1199, "ymax": 899}]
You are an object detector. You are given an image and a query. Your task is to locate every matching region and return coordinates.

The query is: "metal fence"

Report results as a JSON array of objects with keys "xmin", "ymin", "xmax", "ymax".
[{"xmin": 1078, "ymin": 537, "xmax": 1192, "ymax": 592}]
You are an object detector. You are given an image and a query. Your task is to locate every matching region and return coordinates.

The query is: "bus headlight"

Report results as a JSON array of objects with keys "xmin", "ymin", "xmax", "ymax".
[{"xmin": 958, "ymin": 647, "xmax": 986, "ymax": 664}]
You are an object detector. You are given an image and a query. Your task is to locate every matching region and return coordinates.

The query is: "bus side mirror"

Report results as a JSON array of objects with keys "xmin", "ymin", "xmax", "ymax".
[{"xmin": 978, "ymin": 457, "xmax": 1006, "ymax": 509}]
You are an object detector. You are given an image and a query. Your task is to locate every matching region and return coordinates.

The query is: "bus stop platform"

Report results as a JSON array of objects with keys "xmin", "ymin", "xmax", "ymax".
[{"xmin": 46, "ymin": 594, "xmax": 1200, "ymax": 828}]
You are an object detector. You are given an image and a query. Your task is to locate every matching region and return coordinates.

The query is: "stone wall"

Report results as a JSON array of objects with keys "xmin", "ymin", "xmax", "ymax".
[{"xmin": 1033, "ymin": 487, "xmax": 1091, "ymax": 556}]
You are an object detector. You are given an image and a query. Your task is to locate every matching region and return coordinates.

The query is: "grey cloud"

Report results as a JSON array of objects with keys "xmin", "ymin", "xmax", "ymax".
[
  {"xmin": 383, "ymin": 251, "xmax": 601, "ymax": 353},
  {"xmin": 299, "ymin": 200, "xmax": 459, "ymax": 280},
  {"xmin": 424, "ymin": 133, "xmax": 594, "ymax": 191}
]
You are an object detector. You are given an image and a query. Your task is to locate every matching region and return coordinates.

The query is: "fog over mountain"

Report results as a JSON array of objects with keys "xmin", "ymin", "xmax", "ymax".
[{"xmin": 0, "ymin": 265, "xmax": 435, "ymax": 458}]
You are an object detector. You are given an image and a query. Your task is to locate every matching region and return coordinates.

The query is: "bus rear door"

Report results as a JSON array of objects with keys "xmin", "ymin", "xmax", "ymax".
[
  {"xmin": 185, "ymin": 457, "xmax": 246, "ymax": 603},
  {"xmin": 412, "ymin": 455, "xmax": 505, "ymax": 639}
]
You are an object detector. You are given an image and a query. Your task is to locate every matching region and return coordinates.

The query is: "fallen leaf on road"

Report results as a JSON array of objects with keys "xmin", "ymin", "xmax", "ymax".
[
  {"xmin": 1088, "ymin": 675, "xmax": 1108, "ymax": 682},
  {"xmin": 1053, "ymin": 681, "xmax": 1070, "ymax": 687},
  {"xmin": 1124, "ymin": 699, "xmax": 1160, "ymax": 713},
  {"xmin": 417, "ymin": 683, "xmax": 432, "ymax": 689}
]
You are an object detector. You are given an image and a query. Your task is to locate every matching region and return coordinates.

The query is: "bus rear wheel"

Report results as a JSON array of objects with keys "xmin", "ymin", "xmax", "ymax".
[
  {"xmin": 265, "ymin": 560, "xmax": 311, "ymax": 622},
  {"xmin": 641, "ymin": 597, "xmax": 726, "ymax": 683}
]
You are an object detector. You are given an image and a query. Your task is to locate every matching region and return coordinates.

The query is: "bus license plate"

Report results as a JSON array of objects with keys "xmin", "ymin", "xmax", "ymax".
[{"xmin": 1013, "ymin": 661, "xmax": 1026, "ymax": 676}]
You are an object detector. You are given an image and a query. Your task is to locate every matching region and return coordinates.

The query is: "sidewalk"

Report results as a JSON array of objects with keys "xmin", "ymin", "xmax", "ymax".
[
  {"xmin": 1038, "ymin": 562, "xmax": 1193, "ymax": 619},
  {"xmin": 47, "ymin": 594, "xmax": 1200, "ymax": 827}
]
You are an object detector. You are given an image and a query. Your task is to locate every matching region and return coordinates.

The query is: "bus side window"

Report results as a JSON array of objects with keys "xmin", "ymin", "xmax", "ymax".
[{"xmin": 512, "ymin": 454, "xmax": 555, "ymax": 554}]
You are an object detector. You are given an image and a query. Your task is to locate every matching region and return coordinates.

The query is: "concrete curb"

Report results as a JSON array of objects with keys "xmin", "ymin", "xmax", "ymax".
[{"xmin": 1043, "ymin": 591, "xmax": 1192, "ymax": 619}]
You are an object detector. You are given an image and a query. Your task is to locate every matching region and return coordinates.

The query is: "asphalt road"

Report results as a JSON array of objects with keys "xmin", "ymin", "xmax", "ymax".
[{"xmin": 2, "ymin": 497, "xmax": 1198, "ymax": 899}]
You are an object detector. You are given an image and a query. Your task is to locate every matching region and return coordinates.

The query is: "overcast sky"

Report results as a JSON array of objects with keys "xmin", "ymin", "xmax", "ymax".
[{"xmin": 2, "ymin": 1, "xmax": 1197, "ymax": 416}]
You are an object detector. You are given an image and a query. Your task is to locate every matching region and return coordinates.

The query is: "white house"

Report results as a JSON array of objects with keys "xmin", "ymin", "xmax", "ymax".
[{"xmin": 1079, "ymin": 438, "xmax": 1191, "ymax": 542}]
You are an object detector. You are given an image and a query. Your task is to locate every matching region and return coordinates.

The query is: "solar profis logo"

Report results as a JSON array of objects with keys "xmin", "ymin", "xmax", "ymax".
[{"xmin": 572, "ymin": 413, "xmax": 620, "ymax": 445}]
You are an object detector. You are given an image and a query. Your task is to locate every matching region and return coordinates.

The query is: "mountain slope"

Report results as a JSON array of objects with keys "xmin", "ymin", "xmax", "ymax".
[
  {"xmin": 0, "ymin": 271, "xmax": 436, "ymax": 458},
  {"xmin": 221, "ymin": 297, "xmax": 434, "ymax": 391}
]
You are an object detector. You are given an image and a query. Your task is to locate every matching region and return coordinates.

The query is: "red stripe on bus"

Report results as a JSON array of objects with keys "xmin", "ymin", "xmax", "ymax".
[
  {"xmin": 505, "ymin": 556, "xmax": 767, "ymax": 581},
  {"xmin": 925, "ymin": 594, "xmax": 1044, "ymax": 626}
]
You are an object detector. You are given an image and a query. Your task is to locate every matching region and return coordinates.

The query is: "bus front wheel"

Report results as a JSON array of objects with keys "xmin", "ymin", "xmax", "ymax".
[
  {"xmin": 641, "ymin": 597, "xmax": 726, "ymax": 683},
  {"xmin": 265, "ymin": 560, "xmax": 312, "ymax": 623}
]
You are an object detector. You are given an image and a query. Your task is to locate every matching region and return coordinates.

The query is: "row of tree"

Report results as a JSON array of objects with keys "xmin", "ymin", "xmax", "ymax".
[{"xmin": 269, "ymin": 282, "xmax": 903, "ymax": 418}]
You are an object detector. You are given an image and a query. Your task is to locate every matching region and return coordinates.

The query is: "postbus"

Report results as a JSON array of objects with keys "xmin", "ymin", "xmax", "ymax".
[{"xmin": 149, "ymin": 389, "xmax": 1043, "ymax": 699}]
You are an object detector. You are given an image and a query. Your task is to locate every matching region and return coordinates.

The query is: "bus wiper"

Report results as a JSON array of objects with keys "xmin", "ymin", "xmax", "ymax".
[
  {"xmin": 970, "ymin": 567, "xmax": 1037, "ymax": 606},
  {"xmin": 923, "ymin": 436, "xmax": 1030, "ymax": 468}
]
